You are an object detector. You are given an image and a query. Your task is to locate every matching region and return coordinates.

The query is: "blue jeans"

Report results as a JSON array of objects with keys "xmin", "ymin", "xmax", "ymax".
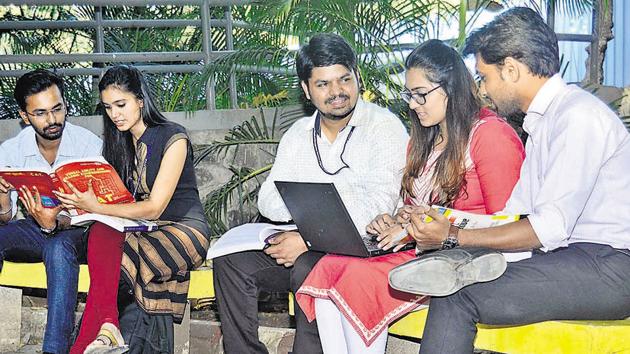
[{"xmin": 0, "ymin": 218, "xmax": 87, "ymax": 354}]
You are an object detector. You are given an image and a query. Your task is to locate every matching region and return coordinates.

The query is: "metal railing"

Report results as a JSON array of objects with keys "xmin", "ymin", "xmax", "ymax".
[
  {"xmin": 0, "ymin": 1, "xmax": 611, "ymax": 111},
  {"xmin": 0, "ymin": 0, "xmax": 270, "ymax": 109}
]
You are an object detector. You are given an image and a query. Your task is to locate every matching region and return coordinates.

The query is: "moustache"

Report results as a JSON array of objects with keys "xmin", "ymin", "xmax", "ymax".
[
  {"xmin": 325, "ymin": 95, "xmax": 350, "ymax": 104},
  {"xmin": 44, "ymin": 124, "xmax": 63, "ymax": 131}
]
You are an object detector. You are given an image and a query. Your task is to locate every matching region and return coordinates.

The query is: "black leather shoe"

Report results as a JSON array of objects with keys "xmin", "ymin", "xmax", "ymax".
[{"xmin": 388, "ymin": 247, "xmax": 506, "ymax": 296}]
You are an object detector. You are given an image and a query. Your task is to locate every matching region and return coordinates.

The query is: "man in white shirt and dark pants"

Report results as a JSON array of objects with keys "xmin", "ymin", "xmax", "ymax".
[
  {"xmin": 213, "ymin": 33, "xmax": 409, "ymax": 354},
  {"xmin": 0, "ymin": 69, "xmax": 102, "ymax": 354},
  {"xmin": 388, "ymin": 7, "xmax": 630, "ymax": 354}
]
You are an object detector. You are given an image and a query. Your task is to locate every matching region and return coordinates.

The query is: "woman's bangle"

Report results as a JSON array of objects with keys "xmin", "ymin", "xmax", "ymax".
[{"xmin": 0, "ymin": 206, "xmax": 12, "ymax": 216}]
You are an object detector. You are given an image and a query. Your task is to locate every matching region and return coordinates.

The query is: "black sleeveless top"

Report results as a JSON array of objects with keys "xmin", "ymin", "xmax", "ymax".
[{"xmin": 132, "ymin": 122, "xmax": 209, "ymax": 235}]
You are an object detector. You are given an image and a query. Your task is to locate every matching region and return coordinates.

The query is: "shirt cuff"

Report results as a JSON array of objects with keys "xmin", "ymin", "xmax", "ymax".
[{"xmin": 527, "ymin": 206, "xmax": 570, "ymax": 252}]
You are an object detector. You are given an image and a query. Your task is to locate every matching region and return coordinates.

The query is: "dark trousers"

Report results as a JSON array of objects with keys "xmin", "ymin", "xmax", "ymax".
[
  {"xmin": 214, "ymin": 250, "xmax": 325, "ymax": 354},
  {"xmin": 419, "ymin": 243, "xmax": 630, "ymax": 354},
  {"xmin": 0, "ymin": 218, "xmax": 86, "ymax": 354}
]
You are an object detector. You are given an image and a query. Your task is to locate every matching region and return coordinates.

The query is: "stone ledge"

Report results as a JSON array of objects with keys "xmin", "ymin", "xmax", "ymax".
[
  {"xmin": 0, "ymin": 287, "xmax": 21, "ymax": 352},
  {"xmin": 13, "ymin": 306, "xmax": 424, "ymax": 354}
]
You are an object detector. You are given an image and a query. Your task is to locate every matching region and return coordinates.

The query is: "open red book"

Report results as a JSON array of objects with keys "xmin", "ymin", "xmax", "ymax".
[
  {"xmin": 0, "ymin": 157, "xmax": 134, "ymax": 213},
  {"xmin": 0, "ymin": 158, "xmax": 157, "ymax": 232}
]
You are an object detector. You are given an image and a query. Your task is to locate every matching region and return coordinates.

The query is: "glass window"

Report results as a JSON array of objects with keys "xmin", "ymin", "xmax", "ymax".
[{"xmin": 558, "ymin": 41, "xmax": 589, "ymax": 83}]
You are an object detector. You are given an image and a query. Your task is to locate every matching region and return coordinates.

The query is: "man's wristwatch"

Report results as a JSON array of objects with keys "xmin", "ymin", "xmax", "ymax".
[
  {"xmin": 40, "ymin": 219, "xmax": 59, "ymax": 236},
  {"xmin": 441, "ymin": 224, "xmax": 460, "ymax": 249}
]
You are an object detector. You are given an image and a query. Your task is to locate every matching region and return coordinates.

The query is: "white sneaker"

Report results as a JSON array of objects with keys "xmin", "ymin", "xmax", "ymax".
[{"xmin": 83, "ymin": 322, "xmax": 129, "ymax": 354}]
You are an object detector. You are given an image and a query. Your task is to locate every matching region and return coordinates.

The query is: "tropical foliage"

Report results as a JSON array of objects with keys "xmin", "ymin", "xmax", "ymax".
[
  {"xmin": 196, "ymin": 0, "xmax": 463, "ymax": 233},
  {"xmin": 195, "ymin": 103, "xmax": 304, "ymax": 235},
  {"xmin": 0, "ymin": 0, "xmax": 600, "ymax": 233},
  {"xmin": 194, "ymin": 0, "xmax": 599, "ymax": 234},
  {"xmin": 0, "ymin": 5, "xmax": 214, "ymax": 118}
]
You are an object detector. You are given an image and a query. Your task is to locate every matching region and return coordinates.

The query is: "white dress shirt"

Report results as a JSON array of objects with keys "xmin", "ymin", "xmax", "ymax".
[
  {"xmin": 503, "ymin": 74, "xmax": 630, "ymax": 251},
  {"xmin": 0, "ymin": 122, "xmax": 103, "ymax": 218},
  {"xmin": 258, "ymin": 99, "xmax": 409, "ymax": 233}
]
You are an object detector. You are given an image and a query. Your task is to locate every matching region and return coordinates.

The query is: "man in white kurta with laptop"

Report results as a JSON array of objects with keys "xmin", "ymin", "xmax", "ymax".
[{"xmin": 213, "ymin": 33, "xmax": 409, "ymax": 354}]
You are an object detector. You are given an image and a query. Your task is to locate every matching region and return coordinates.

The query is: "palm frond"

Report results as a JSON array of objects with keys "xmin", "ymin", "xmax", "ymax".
[
  {"xmin": 193, "ymin": 107, "xmax": 281, "ymax": 165},
  {"xmin": 559, "ymin": 54, "xmax": 571, "ymax": 78},
  {"xmin": 203, "ymin": 165, "xmax": 271, "ymax": 235},
  {"xmin": 194, "ymin": 105, "xmax": 308, "ymax": 233},
  {"xmin": 550, "ymin": 0, "xmax": 595, "ymax": 17},
  {"xmin": 0, "ymin": 95, "xmax": 18, "ymax": 120}
]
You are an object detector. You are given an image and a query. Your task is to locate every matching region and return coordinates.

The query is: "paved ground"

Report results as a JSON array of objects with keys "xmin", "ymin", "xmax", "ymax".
[
  {"xmin": 3, "ymin": 344, "xmax": 39, "ymax": 354},
  {"xmin": 8, "ymin": 295, "xmax": 497, "ymax": 354}
]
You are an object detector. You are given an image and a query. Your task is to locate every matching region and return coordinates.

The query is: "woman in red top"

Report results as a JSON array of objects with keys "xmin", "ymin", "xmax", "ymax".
[{"xmin": 295, "ymin": 40, "xmax": 525, "ymax": 353}]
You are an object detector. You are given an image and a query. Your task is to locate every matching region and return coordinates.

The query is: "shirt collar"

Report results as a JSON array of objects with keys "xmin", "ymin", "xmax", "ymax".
[
  {"xmin": 56, "ymin": 123, "xmax": 76, "ymax": 157},
  {"xmin": 305, "ymin": 98, "xmax": 368, "ymax": 136},
  {"xmin": 22, "ymin": 127, "xmax": 40, "ymax": 157},
  {"xmin": 523, "ymin": 74, "xmax": 566, "ymax": 133},
  {"xmin": 22, "ymin": 122, "xmax": 75, "ymax": 159},
  {"xmin": 525, "ymin": 74, "xmax": 566, "ymax": 117}
]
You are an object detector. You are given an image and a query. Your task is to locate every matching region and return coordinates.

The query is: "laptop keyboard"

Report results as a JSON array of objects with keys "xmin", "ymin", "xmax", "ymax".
[
  {"xmin": 362, "ymin": 235, "xmax": 416, "ymax": 255},
  {"xmin": 362, "ymin": 236, "xmax": 381, "ymax": 251}
]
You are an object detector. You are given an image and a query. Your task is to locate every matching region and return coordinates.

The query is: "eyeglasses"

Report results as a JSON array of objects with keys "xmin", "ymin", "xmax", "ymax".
[
  {"xmin": 400, "ymin": 85, "xmax": 442, "ymax": 105},
  {"xmin": 25, "ymin": 105, "xmax": 66, "ymax": 119}
]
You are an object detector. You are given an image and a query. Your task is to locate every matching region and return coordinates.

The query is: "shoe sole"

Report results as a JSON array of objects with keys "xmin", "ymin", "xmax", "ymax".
[{"xmin": 389, "ymin": 252, "xmax": 506, "ymax": 296}]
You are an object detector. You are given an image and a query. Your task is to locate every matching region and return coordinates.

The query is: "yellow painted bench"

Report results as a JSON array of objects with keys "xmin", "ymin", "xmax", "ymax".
[
  {"xmin": 4, "ymin": 262, "xmax": 630, "ymax": 353},
  {"xmin": 0, "ymin": 261, "xmax": 214, "ymax": 299},
  {"xmin": 0, "ymin": 260, "xmax": 213, "ymax": 352},
  {"xmin": 389, "ymin": 308, "xmax": 630, "ymax": 354},
  {"xmin": 287, "ymin": 293, "xmax": 630, "ymax": 353}
]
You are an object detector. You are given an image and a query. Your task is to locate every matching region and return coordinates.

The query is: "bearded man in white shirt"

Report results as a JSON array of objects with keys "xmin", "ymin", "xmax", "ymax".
[
  {"xmin": 213, "ymin": 33, "xmax": 409, "ymax": 354},
  {"xmin": 386, "ymin": 7, "xmax": 630, "ymax": 354}
]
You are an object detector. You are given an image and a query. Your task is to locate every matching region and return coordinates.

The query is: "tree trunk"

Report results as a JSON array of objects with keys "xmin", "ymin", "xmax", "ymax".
[{"xmin": 584, "ymin": 0, "xmax": 614, "ymax": 85}]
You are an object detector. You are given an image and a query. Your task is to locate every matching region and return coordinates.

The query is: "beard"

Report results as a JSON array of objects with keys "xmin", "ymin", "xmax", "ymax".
[
  {"xmin": 488, "ymin": 76, "xmax": 523, "ymax": 117},
  {"xmin": 34, "ymin": 122, "xmax": 65, "ymax": 141},
  {"xmin": 321, "ymin": 106, "xmax": 356, "ymax": 121},
  {"xmin": 489, "ymin": 93, "xmax": 522, "ymax": 117},
  {"xmin": 320, "ymin": 94, "xmax": 356, "ymax": 121}
]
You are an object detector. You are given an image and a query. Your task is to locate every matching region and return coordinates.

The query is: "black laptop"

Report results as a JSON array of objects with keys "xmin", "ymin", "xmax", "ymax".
[{"xmin": 274, "ymin": 181, "xmax": 414, "ymax": 258}]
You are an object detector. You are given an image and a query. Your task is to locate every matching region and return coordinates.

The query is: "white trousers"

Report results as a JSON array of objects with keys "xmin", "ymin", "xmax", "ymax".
[{"xmin": 314, "ymin": 298, "xmax": 388, "ymax": 354}]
